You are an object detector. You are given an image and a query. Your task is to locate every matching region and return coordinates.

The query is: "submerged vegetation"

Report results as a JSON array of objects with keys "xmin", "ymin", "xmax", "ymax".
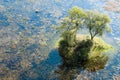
[
  {"xmin": 57, "ymin": 6, "xmax": 112, "ymax": 71},
  {"xmin": 0, "ymin": 0, "xmax": 120, "ymax": 79}
]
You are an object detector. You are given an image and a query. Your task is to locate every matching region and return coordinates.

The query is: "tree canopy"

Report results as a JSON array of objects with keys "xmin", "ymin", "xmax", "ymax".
[
  {"xmin": 57, "ymin": 6, "xmax": 111, "ymax": 41},
  {"xmin": 58, "ymin": 6, "xmax": 85, "ymax": 31},
  {"xmin": 84, "ymin": 11, "xmax": 111, "ymax": 40}
]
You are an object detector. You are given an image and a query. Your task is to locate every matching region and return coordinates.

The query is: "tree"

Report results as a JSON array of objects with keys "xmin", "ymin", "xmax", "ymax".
[
  {"xmin": 57, "ymin": 6, "xmax": 86, "ymax": 45},
  {"xmin": 68, "ymin": 6, "xmax": 86, "ymax": 30},
  {"xmin": 61, "ymin": 29, "xmax": 76, "ymax": 46},
  {"xmin": 85, "ymin": 11, "xmax": 111, "ymax": 40},
  {"xmin": 58, "ymin": 6, "xmax": 86, "ymax": 31}
]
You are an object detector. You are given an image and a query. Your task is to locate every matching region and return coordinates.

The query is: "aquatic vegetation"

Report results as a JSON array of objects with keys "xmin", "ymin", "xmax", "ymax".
[
  {"xmin": 0, "ymin": 0, "xmax": 119, "ymax": 80},
  {"xmin": 104, "ymin": 0, "xmax": 120, "ymax": 12},
  {"xmin": 56, "ymin": 68, "xmax": 79, "ymax": 80}
]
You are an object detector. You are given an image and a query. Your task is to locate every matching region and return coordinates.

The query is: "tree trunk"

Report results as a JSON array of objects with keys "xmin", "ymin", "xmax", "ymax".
[
  {"xmin": 89, "ymin": 29, "xmax": 93, "ymax": 40},
  {"xmin": 91, "ymin": 36, "xmax": 94, "ymax": 40}
]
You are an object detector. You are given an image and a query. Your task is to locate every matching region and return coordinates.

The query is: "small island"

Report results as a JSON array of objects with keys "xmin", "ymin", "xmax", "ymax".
[{"xmin": 57, "ymin": 6, "xmax": 113, "ymax": 72}]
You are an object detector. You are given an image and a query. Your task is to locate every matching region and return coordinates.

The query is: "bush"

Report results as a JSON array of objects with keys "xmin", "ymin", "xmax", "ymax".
[{"xmin": 74, "ymin": 39, "xmax": 93, "ymax": 63}]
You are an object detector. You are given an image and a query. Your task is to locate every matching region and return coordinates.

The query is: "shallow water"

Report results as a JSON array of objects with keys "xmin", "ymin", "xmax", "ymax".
[{"xmin": 0, "ymin": 0, "xmax": 120, "ymax": 80}]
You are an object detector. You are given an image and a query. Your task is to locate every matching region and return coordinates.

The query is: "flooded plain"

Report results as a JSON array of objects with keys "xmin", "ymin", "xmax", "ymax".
[{"xmin": 0, "ymin": 0, "xmax": 120, "ymax": 80}]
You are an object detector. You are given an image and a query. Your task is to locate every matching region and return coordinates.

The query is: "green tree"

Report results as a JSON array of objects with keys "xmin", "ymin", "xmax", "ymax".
[
  {"xmin": 58, "ymin": 6, "xmax": 86, "ymax": 30},
  {"xmin": 58, "ymin": 6, "xmax": 86, "ymax": 46},
  {"xmin": 68, "ymin": 6, "xmax": 86, "ymax": 30},
  {"xmin": 61, "ymin": 29, "xmax": 76, "ymax": 46},
  {"xmin": 85, "ymin": 11, "xmax": 111, "ymax": 40}
]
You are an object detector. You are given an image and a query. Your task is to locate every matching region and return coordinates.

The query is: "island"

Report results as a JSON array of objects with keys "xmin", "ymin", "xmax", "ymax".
[{"xmin": 56, "ymin": 6, "xmax": 113, "ymax": 72}]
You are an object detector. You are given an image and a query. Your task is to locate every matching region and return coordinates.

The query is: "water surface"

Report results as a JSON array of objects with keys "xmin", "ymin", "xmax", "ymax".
[{"xmin": 0, "ymin": 0, "xmax": 120, "ymax": 80}]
